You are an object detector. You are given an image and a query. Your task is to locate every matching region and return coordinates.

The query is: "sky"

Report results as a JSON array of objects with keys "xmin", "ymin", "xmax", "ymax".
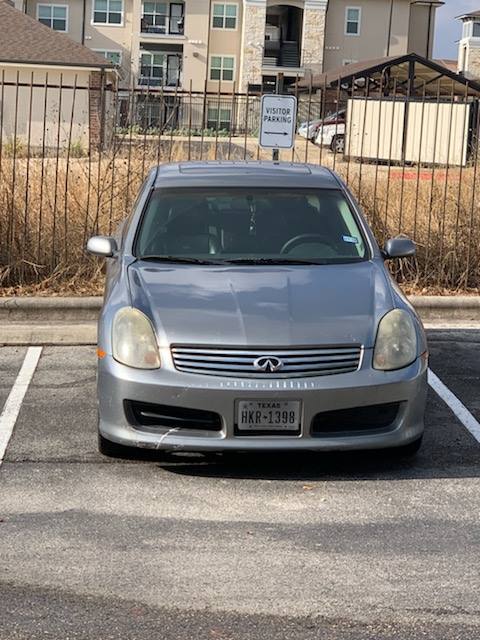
[{"xmin": 434, "ymin": 0, "xmax": 477, "ymax": 59}]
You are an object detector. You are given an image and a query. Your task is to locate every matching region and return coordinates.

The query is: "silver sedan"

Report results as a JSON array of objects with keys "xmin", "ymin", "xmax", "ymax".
[{"xmin": 87, "ymin": 162, "xmax": 428, "ymax": 458}]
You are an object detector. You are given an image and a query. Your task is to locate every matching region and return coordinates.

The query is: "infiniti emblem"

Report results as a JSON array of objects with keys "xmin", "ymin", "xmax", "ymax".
[{"xmin": 253, "ymin": 356, "xmax": 284, "ymax": 373}]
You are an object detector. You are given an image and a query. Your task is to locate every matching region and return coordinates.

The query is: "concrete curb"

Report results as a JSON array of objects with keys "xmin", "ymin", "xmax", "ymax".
[
  {"xmin": 2, "ymin": 295, "xmax": 479, "ymax": 317},
  {"xmin": 0, "ymin": 297, "xmax": 101, "ymax": 321},
  {"xmin": 0, "ymin": 296, "xmax": 478, "ymax": 345},
  {"xmin": 409, "ymin": 296, "xmax": 480, "ymax": 321}
]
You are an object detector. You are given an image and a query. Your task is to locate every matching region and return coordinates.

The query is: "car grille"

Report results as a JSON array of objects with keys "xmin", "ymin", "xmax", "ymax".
[
  {"xmin": 311, "ymin": 402, "xmax": 401, "ymax": 436},
  {"xmin": 171, "ymin": 345, "xmax": 362, "ymax": 378}
]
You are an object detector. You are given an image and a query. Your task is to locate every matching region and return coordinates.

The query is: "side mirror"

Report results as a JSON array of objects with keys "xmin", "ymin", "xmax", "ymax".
[
  {"xmin": 383, "ymin": 236, "xmax": 416, "ymax": 260},
  {"xmin": 86, "ymin": 235, "xmax": 118, "ymax": 258}
]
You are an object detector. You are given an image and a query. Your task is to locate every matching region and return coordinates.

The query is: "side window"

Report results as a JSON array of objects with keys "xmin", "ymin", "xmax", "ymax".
[
  {"xmin": 337, "ymin": 198, "xmax": 365, "ymax": 257},
  {"xmin": 345, "ymin": 7, "xmax": 361, "ymax": 36},
  {"xmin": 38, "ymin": 4, "xmax": 68, "ymax": 31},
  {"xmin": 122, "ymin": 173, "xmax": 156, "ymax": 251},
  {"xmin": 93, "ymin": 0, "xmax": 123, "ymax": 25},
  {"xmin": 212, "ymin": 3, "xmax": 238, "ymax": 29}
]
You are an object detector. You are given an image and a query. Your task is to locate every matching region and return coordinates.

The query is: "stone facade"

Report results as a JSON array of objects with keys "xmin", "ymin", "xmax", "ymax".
[
  {"xmin": 302, "ymin": 1, "xmax": 327, "ymax": 74},
  {"xmin": 468, "ymin": 47, "xmax": 480, "ymax": 79},
  {"xmin": 468, "ymin": 48, "xmax": 480, "ymax": 78},
  {"xmin": 459, "ymin": 39, "xmax": 480, "ymax": 79},
  {"xmin": 240, "ymin": 0, "xmax": 267, "ymax": 91}
]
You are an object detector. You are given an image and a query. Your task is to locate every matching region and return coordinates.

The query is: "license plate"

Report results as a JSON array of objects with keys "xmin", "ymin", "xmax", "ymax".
[{"xmin": 236, "ymin": 400, "xmax": 302, "ymax": 433}]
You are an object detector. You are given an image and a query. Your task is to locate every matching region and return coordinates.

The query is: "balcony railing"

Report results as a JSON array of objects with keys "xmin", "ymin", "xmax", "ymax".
[
  {"xmin": 140, "ymin": 17, "xmax": 184, "ymax": 35},
  {"xmin": 138, "ymin": 72, "xmax": 182, "ymax": 88}
]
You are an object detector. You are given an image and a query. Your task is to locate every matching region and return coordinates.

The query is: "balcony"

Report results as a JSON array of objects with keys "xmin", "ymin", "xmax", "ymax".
[{"xmin": 138, "ymin": 50, "xmax": 182, "ymax": 88}]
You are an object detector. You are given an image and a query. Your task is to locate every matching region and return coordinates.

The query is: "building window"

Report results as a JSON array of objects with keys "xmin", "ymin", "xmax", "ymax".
[
  {"xmin": 141, "ymin": 2, "xmax": 184, "ymax": 34},
  {"xmin": 140, "ymin": 52, "xmax": 181, "ymax": 86},
  {"xmin": 141, "ymin": 52, "xmax": 165, "ymax": 84},
  {"xmin": 207, "ymin": 106, "xmax": 232, "ymax": 131},
  {"xmin": 95, "ymin": 50, "xmax": 122, "ymax": 65},
  {"xmin": 212, "ymin": 3, "xmax": 237, "ymax": 29},
  {"xmin": 345, "ymin": 7, "xmax": 361, "ymax": 36},
  {"xmin": 142, "ymin": 2, "xmax": 167, "ymax": 32},
  {"xmin": 210, "ymin": 56, "xmax": 235, "ymax": 81},
  {"xmin": 37, "ymin": 4, "xmax": 68, "ymax": 31},
  {"xmin": 473, "ymin": 22, "xmax": 480, "ymax": 37},
  {"xmin": 93, "ymin": 0, "xmax": 123, "ymax": 25}
]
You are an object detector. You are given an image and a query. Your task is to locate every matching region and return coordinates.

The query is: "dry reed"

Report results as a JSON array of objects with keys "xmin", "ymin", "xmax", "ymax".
[{"xmin": 1, "ymin": 139, "xmax": 479, "ymax": 295}]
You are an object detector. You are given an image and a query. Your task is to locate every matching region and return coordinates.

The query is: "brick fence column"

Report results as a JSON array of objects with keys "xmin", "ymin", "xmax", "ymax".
[{"xmin": 89, "ymin": 70, "xmax": 106, "ymax": 151}]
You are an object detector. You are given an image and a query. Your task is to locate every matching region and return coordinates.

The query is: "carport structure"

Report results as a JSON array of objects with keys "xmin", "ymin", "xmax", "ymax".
[
  {"xmin": 297, "ymin": 52, "xmax": 480, "ymax": 97},
  {"xmin": 296, "ymin": 53, "xmax": 480, "ymax": 166}
]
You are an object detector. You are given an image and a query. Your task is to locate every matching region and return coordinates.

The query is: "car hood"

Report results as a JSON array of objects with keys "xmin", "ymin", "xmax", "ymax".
[{"xmin": 127, "ymin": 261, "xmax": 393, "ymax": 348}]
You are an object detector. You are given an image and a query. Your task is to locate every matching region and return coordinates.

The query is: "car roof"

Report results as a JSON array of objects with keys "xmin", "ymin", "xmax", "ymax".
[{"xmin": 152, "ymin": 161, "xmax": 341, "ymax": 190}]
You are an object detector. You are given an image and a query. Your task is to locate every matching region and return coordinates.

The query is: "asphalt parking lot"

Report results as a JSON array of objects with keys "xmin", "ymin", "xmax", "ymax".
[{"xmin": 0, "ymin": 330, "xmax": 479, "ymax": 639}]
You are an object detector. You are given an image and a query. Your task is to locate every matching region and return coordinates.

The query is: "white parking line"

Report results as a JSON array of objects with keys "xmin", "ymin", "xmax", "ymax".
[
  {"xmin": 0, "ymin": 347, "xmax": 42, "ymax": 464},
  {"xmin": 428, "ymin": 368, "xmax": 480, "ymax": 444}
]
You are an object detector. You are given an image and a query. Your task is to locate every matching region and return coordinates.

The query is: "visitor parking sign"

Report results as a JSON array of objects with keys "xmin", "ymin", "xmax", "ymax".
[{"xmin": 259, "ymin": 94, "xmax": 297, "ymax": 150}]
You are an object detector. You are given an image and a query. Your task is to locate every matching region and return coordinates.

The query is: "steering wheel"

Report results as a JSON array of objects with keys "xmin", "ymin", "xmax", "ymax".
[{"xmin": 280, "ymin": 234, "xmax": 336, "ymax": 255}]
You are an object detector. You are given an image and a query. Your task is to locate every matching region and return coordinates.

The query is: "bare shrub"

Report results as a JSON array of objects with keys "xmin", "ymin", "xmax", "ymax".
[{"xmin": 1, "ymin": 140, "xmax": 479, "ymax": 295}]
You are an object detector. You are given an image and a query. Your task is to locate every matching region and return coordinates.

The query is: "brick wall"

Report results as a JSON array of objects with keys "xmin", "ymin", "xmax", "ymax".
[{"xmin": 88, "ymin": 70, "xmax": 105, "ymax": 150}]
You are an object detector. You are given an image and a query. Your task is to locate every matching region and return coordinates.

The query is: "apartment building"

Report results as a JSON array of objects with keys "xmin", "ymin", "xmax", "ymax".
[{"xmin": 14, "ymin": 0, "xmax": 442, "ymax": 92}]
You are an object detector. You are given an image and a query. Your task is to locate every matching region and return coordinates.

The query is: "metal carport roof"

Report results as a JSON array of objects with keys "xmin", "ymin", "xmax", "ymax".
[{"xmin": 296, "ymin": 53, "xmax": 480, "ymax": 97}]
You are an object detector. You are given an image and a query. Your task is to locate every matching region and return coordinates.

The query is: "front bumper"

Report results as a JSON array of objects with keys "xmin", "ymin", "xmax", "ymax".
[{"xmin": 97, "ymin": 347, "xmax": 428, "ymax": 452}]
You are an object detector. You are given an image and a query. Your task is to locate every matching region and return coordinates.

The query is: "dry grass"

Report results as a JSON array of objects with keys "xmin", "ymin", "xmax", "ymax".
[{"xmin": 1, "ymin": 137, "xmax": 479, "ymax": 295}]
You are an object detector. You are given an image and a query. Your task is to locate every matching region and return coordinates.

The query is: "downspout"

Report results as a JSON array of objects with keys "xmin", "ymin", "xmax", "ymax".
[
  {"xmin": 201, "ymin": 0, "xmax": 213, "ymax": 125},
  {"xmin": 81, "ymin": 0, "xmax": 87, "ymax": 44},
  {"xmin": 322, "ymin": 0, "xmax": 329, "ymax": 73},
  {"xmin": 426, "ymin": 4, "xmax": 433, "ymax": 59},
  {"xmin": 206, "ymin": 0, "xmax": 213, "ymax": 80},
  {"xmin": 386, "ymin": 0, "xmax": 394, "ymax": 56}
]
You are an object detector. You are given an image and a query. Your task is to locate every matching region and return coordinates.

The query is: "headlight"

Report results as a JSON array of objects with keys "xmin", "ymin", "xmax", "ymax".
[
  {"xmin": 112, "ymin": 307, "xmax": 160, "ymax": 369},
  {"xmin": 373, "ymin": 309, "xmax": 417, "ymax": 371}
]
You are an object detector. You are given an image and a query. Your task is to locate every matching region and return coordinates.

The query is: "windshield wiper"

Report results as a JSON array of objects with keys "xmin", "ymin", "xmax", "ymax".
[
  {"xmin": 224, "ymin": 257, "xmax": 322, "ymax": 265},
  {"xmin": 138, "ymin": 256, "xmax": 326, "ymax": 266},
  {"xmin": 138, "ymin": 255, "xmax": 225, "ymax": 265}
]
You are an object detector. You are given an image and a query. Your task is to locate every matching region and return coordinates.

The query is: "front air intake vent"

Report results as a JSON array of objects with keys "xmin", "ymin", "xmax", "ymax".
[{"xmin": 125, "ymin": 401, "xmax": 222, "ymax": 432}]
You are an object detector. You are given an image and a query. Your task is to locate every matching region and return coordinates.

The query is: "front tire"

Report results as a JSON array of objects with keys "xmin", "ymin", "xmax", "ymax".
[{"xmin": 330, "ymin": 134, "xmax": 345, "ymax": 154}]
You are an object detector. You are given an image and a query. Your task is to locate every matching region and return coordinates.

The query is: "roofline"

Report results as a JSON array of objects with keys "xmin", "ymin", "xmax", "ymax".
[
  {"xmin": 0, "ymin": 59, "xmax": 113, "ymax": 71},
  {"xmin": 410, "ymin": 0, "xmax": 444, "ymax": 6},
  {"xmin": 457, "ymin": 12, "xmax": 480, "ymax": 21},
  {"xmin": 403, "ymin": 52, "xmax": 480, "ymax": 93}
]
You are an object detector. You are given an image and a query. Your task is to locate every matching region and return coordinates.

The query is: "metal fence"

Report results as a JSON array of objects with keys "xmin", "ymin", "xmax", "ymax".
[{"xmin": 1, "ymin": 72, "xmax": 480, "ymax": 293}]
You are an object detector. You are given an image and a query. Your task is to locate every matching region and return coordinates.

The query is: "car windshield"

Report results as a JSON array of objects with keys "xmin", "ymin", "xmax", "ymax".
[{"xmin": 135, "ymin": 187, "xmax": 368, "ymax": 265}]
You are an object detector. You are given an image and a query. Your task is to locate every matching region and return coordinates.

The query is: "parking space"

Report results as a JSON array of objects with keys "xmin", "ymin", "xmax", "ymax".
[
  {"xmin": 0, "ymin": 347, "xmax": 27, "ymax": 416},
  {"xmin": 0, "ymin": 332, "xmax": 479, "ymax": 639},
  {"xmin": 428, "ymin": 330, "xmax": 480, "ymax": 424}
]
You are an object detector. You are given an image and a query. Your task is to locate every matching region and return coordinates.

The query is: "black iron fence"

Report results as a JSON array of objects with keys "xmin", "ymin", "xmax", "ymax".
[{"xmin": 1, "ymin": 73, "xmax": 480, "ymax": 293}]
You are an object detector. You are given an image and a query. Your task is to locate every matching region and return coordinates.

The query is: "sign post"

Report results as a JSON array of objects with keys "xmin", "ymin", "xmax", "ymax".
[{"xmin": 259, "ymin": 94, "xmax": 297, "ymax": 162}]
